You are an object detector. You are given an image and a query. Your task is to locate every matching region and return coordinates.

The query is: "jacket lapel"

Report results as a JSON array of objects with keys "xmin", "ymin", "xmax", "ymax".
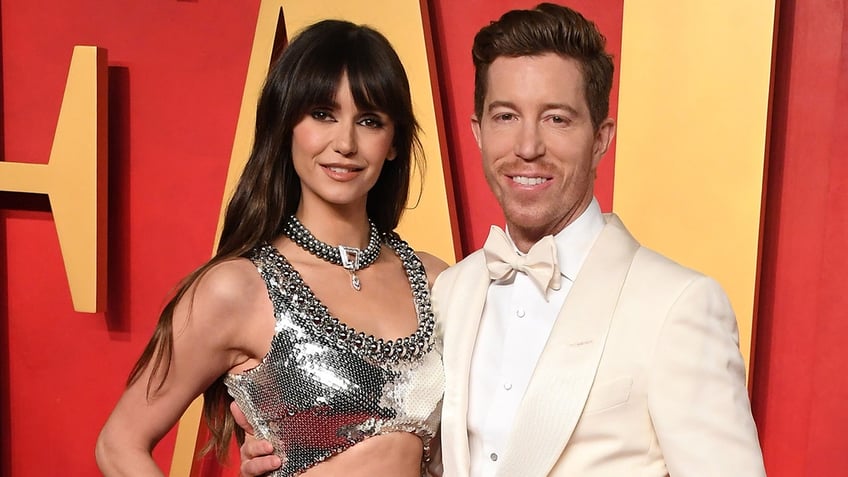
[
  {"xmin": 435, "ymin": 251, "xmax": 491, "ymax": 477},
  {"xmin": 495, "ymin": 215, "xmax": 640, "ymax": 476}
]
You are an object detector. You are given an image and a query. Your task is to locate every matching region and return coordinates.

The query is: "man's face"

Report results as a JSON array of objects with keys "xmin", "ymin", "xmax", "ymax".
[{"xmin": 472, "ymin": 53, "xmax": 615, "ymax": 252}]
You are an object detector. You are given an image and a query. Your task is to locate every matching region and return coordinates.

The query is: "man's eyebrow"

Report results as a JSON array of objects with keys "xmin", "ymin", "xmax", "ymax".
[
  {"xmin": 486, "ymin": 100, "xmax": 517, "ymax": 112},
  {"xmin": 541, "ymin": 103, "xmax": 581, "ymax": 116},
  {"xmin": 486, "ymin": 101, "xmax": 581, "ymax": 117}
]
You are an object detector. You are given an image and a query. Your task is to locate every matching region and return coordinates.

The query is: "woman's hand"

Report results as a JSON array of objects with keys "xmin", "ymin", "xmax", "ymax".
[{"xmin": 231, "ymin": 401, "xmax": 282, "ymax": 476}]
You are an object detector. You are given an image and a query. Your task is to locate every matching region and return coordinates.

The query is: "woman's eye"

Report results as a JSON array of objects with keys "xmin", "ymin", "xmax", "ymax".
[
  {"xmin": 360, "ymin": 117, "xmax": 384, "ymax": 129},
  {"xmin": 310, "ymin": 110, "xmax": 332, "ymax": 121}
]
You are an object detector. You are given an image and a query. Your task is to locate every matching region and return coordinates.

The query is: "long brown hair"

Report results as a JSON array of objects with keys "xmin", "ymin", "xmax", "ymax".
[{"xmin": 127, "ymin": 19, "xmax": 423, "ymax": 460}]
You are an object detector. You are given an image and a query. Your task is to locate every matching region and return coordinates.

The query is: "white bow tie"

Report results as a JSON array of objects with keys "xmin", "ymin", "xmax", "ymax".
[{"xmin": 482, "ymin": 226, "xmax": 562, "ymax": 297}]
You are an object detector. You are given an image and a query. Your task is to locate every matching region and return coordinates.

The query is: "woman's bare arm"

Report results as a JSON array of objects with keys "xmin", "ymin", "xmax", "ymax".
[{"xmin": 96, "ymin": 259, "xmax": 268, "ymax": 476}]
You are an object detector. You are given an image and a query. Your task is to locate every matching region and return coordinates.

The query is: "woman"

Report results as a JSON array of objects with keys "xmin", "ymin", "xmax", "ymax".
[{"xmin": 96, "ymin": 19, "xmax": 447, "ymax": 477}]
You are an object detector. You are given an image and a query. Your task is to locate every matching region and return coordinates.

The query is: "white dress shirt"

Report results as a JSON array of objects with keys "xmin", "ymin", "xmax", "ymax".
[{"xmin": 466, "ymin": 199, "xmax": 605, "ymax": 476}]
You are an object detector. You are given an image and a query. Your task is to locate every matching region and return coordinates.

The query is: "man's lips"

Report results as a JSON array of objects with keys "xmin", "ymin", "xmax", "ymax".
[{"xmin": 508, "ymin": 175, "xmax": 550, "ymax": 186}]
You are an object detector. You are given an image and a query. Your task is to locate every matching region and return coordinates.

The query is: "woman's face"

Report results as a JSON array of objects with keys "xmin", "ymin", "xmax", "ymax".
[{"xmin": 291, "ymin": 73, "xmax": 396, "ymax": 213}]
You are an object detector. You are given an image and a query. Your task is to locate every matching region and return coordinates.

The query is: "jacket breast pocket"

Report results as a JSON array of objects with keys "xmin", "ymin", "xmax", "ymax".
[{"xmin": 583, "ymin": 376, "xmax": 633, "ymax": 414}]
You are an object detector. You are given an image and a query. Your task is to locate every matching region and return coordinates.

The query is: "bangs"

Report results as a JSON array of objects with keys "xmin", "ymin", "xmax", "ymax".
[
  {"xmin": 346, "ymin": 55, "xmax": 394, "ymax": 114},
  {"xmin": 251, "ymin": 19, "xmax": 419, "ymax": 233},
  {"xmin": 285, "ymin": 28, "xmax": 402, "ymax": 117}
]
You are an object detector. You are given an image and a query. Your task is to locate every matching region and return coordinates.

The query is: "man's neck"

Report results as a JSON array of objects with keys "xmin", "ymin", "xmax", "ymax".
[{"xmin": 506, "ymin": 202, "xmax": 592, "ymax": 253}]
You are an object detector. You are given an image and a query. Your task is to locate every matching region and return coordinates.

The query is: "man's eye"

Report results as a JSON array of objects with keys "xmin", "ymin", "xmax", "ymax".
[{"xmin": 549, "ymin": 115, "xmax": 571, "ymax": 125}]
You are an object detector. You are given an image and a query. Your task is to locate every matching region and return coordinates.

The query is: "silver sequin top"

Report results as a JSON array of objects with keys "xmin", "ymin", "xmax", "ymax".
[{"xmin": 224, "ymin": 235, "xmax": 444, "ymax": 476}]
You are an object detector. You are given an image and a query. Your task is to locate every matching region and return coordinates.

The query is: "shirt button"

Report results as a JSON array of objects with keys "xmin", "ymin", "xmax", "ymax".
[
  {"xmin": 490, "ymin": 452, "xmax": 498, "ymax": 462},
  {"xmin": 503, "ymin": 382, "xmax": 512, "ymax": 391},
  {"xmin": 516, "ymin": 308, "xmax": 525, "ymax": 318}
]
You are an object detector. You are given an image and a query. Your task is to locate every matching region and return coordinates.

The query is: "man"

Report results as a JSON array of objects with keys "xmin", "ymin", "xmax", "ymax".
[{"xmin": 239, "ymin": 4, "xmax": 766, "ymax": 476}]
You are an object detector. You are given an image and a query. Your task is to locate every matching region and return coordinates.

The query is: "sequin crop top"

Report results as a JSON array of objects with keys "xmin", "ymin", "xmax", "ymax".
[{"xmin": 224, "ymin": 235, "xmax": 444, "ymax": 477}]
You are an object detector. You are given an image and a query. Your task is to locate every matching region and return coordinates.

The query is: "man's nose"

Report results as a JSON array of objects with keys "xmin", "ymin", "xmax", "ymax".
[{"xmin": 514, "ymin": 122, "xmax": 545, "ymax": 160}]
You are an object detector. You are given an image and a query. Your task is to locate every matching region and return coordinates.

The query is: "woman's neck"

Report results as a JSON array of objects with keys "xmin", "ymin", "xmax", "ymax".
[{"xmin": 294, "ymin": 203, "xmax": 372, "ymax": 249}]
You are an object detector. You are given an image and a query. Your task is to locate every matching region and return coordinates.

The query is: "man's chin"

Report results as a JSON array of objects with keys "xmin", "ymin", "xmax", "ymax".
[{"xmin": 503, "ymin": 210, "xmax": 548, "ymax": 233}]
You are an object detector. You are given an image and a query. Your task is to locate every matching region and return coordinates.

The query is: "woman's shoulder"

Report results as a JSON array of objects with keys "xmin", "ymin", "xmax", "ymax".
[
  {"xmin": 415, "ymin": 251, "xmax": 449, "ymax": 273},
  {"xmin": 202, "ymin": 255, "xmax": 260, "ymax": 289},
  {"xmin": 414, "ymin": 251, "xmax": 450, "ymax": 287},
  {"xmin": 183, "ymin": 256, "xmax": 267, "ymax": 323}
]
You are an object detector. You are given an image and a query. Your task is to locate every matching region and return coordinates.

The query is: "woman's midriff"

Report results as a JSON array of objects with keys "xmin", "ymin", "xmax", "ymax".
[{"xmin": 301, "ymin": 431, "xmax": 426, "ymax": 477}]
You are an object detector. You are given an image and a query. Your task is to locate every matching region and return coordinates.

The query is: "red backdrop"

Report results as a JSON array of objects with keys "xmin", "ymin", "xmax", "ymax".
[
  {"xmin": 750, "ymin": 0, "xmax": 848, "ymax": 474},
  {"xmin": 1, "ymin": 0, "xmax": 847, "ymax": 476},
  {"xmin": 1, "ymin": 1, "xmax": 260, "ymax": 474}
]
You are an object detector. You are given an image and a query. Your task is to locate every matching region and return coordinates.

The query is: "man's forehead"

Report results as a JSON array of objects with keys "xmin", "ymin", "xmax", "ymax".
[
  {"xmin": 483, "ymin": 55, "xmax": 587, "ymax": 109},
  {"xmin": 485, "ymin": 54, "xmax": 584, "ymax": 85}
]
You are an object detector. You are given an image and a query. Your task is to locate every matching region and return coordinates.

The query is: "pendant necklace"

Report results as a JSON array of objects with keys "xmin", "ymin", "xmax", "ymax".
[{"xmin": 283, "ymin": 216, "xmax": 382, "ymax": 291}]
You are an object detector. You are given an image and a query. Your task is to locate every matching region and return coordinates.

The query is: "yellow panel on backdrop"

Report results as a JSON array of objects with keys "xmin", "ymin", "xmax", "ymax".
[
  {"xmin": 0, "ymin": 46, "xmax": 108, "ymax": 313},
  {"xmin": 614, "ymin": 1, "xmax": 775, "ymax": 373}
]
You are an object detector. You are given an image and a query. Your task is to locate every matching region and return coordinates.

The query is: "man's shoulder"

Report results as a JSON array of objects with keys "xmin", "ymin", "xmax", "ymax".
[
  {"xmin": 442, "ymin": 249, "xmax": 486, "ymax": 276},
  {"xmin": 431, "ymin": 249, "xmax": 485, "ymax": 297},
  {"xmin": 604, "ymin": 214, "xmax": 702, "ymax": 275},
  {"xmin": 607, "ymin": 215, "xmax": 712, "ymax": 285},
  {"xmin": 632, "ymin": 246, "xmax": 704, "ymax": 280},
  {"xmin": 629, "ymin": 248, "xmax": 726, "ymax": 308}
]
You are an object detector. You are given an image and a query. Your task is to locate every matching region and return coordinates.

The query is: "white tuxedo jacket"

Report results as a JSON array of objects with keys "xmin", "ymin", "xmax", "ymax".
[{"xmin": 432, "ymin": 214, "xmax": 765, "ymax": 477}]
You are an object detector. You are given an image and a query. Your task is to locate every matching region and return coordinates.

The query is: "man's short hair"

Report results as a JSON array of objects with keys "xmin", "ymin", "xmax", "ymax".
[{"xmin": 472, "ymin": 3, "xmax": 614, "ymax": 130}]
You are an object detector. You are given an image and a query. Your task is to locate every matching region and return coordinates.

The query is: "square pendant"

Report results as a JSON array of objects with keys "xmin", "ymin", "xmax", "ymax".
[{"xmin": 338, "ymin": 245, "xmax": 361, "ymax": 271}]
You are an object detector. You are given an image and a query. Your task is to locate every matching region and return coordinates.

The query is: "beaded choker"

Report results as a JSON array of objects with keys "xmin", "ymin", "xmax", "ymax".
[{"xmin": 283, "ymin": 215, "xmax": 382, "ymax": 291}]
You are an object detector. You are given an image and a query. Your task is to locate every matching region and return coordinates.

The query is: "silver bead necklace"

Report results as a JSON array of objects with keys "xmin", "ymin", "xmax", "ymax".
[
  {"xmin": 255, "ymin": 232, "xmax": 435, "ymax": 363},
  {"xmin": 283, "ymin": 215, "xmax": 382, "ymax": 291}
]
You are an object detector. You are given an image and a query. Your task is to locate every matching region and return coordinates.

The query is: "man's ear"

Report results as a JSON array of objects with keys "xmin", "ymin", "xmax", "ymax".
[
  {"xmin": 471, "ymin": 114, "xmax": 482, "ymax": 150},
  {"xmin": 592, "ymin": 118, "xmax": 616, "ymax": 168}
]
